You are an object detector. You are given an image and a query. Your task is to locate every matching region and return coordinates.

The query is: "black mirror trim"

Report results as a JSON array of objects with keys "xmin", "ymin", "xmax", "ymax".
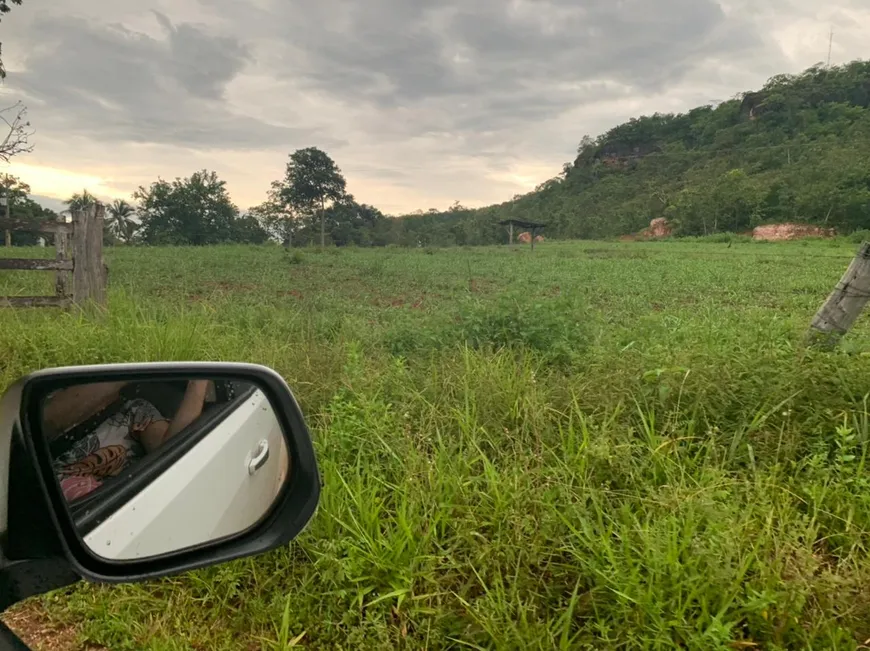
[
  {"xmin": 8, "ymin": 362, "xmax": 320, "ymax": 584},
  {"xmin": 0, "ymin": 558, "xmax": 81, "ymax": 613}
]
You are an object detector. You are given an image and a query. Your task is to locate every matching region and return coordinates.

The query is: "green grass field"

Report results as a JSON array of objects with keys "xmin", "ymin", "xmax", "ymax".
[{"xmin": 4, "ymin": 239, "xmax": 870, "ymax": 649}]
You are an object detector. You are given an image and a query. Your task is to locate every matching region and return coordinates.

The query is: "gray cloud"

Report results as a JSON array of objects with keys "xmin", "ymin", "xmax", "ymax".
[
  {"xmin": 256, "ymin": 0, "xmax": 770, "ymax": 120},
  {"xmin": 152, "ymin": 10, "xmax": 249, "ymax": 100},
  {"xmin": 4, "ymin": 11, "xmax": 331, "ymax": 149},
  {"xmin": 184, "ymin": 0, "xmax": 781, "ymax": 165},
  {"xmin": 1, "ymin": 0, "xmax": 868, "ymax": 213}
]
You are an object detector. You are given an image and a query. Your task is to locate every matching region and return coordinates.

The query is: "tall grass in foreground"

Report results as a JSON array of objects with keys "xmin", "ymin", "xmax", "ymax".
[{"xmin": 3, "ymin": 242, "xmax": 870, "ymax": 648}]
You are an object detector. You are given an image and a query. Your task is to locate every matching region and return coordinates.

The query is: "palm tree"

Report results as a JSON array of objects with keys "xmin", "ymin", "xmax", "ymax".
[
  {"xmin": 63, "ymin": 189, "xmax": 98, "ymax": 214},
  {"xmin": 107, "ymin": 199, "xmax": 138, "ymax": 243}
]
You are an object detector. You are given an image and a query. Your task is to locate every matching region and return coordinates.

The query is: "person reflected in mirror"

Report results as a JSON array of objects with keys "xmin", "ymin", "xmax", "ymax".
[{"xmin": 44, "ymin": 380, "xmax": 212, "ymax": 502}]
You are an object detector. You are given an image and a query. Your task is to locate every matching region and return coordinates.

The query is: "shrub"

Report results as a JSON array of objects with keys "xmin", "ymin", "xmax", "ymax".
[
  {"xmin": 457, "ymin": 294, "xmax": 590, "ymax": 365},
  {"xmin": 386, "ymin": 294, "xmax": 591, "ymax": 367},
  {"xmin": 847, "ymin": 229, "xmax": 870, "ymax": 244}
]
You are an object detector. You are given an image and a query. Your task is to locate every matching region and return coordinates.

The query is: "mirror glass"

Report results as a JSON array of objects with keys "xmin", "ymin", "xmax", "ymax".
[{"xmin": 38, "ymin": 376, "xmax": 292, "ymax": 560}]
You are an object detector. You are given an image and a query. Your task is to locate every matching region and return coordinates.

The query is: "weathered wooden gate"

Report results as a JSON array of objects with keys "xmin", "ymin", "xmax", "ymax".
[{"xmin": 0, "ymin": 204, "xmax": 107, "ymax": 308}]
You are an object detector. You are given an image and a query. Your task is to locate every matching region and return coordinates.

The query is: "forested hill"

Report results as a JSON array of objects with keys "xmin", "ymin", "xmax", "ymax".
[{"xmin": 384, "ymin": 60, "xmax": 870, "ymax": 245}]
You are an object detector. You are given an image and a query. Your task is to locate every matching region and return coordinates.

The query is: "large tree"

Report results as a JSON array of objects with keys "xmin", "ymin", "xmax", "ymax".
[
  {"xmin": 134, "ymin": 170, "xmax": 268, "ymax": 245},
  {"xmin": 229, "ymin": 213, "xmax": 271, "ymax": 245},
  {"xmin": 8, "ymin": 197, "xmax": 58, "ymax": 245},
  {"xmin": 64, "ymin": 189, "xmax": 99, "ymax": 213},
  {"xmin": 279, "ymin": 147, "xmax": 347, "ymax": 247},
  {"xmin": 250, "ymin": 180, "xmax": 298, "ymax": 247},
  {"xmin": 323, "ymin": 195, "xmax": 387, "ymax": 247},
  {"xmin": 1, "ymin": 174, "xmax": 58, "ymax": 246},
  {"xmin": 1, "ymin": 173, "xmax": 29, "ymax": 246},
  {"xmin": 1, "ymin": 173, "xmax": 29, "ymax": 204},
  {"xmin": 107, "ymin": 199, "xmax": 138, "ymax": 244}
]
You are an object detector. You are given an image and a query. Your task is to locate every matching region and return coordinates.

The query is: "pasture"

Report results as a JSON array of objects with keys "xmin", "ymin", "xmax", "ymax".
[{"xmin": 3, "ymin": 239, "xmax": 870, "ymax": 649}]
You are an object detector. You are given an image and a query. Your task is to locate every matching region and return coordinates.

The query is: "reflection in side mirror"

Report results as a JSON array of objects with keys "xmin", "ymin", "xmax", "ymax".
[{"xmin": 40, "ymin": 376, "xmax": 291, "ymax": 560}]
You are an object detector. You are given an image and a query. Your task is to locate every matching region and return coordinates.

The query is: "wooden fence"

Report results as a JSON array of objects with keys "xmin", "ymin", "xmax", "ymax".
[{"xmin": 0, "ymin": 204, "xmax": 107, "ymax": 308}]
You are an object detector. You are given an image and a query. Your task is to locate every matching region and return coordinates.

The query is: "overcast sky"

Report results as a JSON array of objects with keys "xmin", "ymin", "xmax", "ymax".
[{"xmin": 1, "ymin": 0, "xmax": 868, "ymax": 215}]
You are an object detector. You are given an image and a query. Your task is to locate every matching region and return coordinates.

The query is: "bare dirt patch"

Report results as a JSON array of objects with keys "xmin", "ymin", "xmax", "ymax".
[{"xmin": 1, "ymin": 602, "xmax": 104, "ymax": 651}]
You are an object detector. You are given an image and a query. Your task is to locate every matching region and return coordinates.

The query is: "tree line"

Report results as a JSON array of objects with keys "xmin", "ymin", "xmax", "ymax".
[
  {"xmin": 6, "ymin": 59, "xmax": 870, "ymax": 247},
  {"xmin": 3, "ymin": 148, "xmax": 392, "ymax": 247}
]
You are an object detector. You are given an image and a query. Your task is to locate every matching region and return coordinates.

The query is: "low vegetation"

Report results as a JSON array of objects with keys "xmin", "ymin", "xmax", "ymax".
[{"xmin": 4, "ymin": 238, "xmax": 870, "ymax": 648}]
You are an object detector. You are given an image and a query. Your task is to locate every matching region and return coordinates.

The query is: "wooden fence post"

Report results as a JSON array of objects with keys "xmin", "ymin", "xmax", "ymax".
[
  {"xmin": 72, "ymin": 204, "xmax": 107, "ymax": 308},
  {"xmin": 55, "ymin": 224, "xmax": 71, "ymax": 298},
  {"xmin": 3, "ymin": 189, "xmax": 10, "ymax": 247},
  {"xmin": 806, "ymin": 241, "xmax": 870, "ymax": 349}
]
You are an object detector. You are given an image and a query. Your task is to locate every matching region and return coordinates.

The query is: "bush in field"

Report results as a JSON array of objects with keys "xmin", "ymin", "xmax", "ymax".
[
  {"xmin": 848, "ymin": 229, "xmax": 870, "ymax": 244},
  {"xmin": 388, "ymin": 294, "xmax": 590, "ymax": 366},
  {"xmin": 457, "ymin": 294, "xmax": 589, "ymax": 365}
]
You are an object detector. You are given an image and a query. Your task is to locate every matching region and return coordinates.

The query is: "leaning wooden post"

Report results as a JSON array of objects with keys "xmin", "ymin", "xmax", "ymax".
[
  {"xmin": 54, "ymin": 224, "xmax": 71, "ymax": 298},
  {"xmin": 509, "ymin": 222, "xmax": 514, "ymax": 245},
  {"xmin": 806, "ymin": 241, "xmax": 870, "ymax": 349},
  {"xmin": 3, "ymin": 189, "xmax": 10, "ymax": 247},
  {"xmin": 72, "ymin": 204, "xmax": 107, "ymax": 308}
]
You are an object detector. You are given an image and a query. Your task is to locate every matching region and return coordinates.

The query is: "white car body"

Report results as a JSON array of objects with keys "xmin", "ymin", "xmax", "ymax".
[{"xmin": 84, "ymin": 389, "xmax": 289, "ymax": 560}]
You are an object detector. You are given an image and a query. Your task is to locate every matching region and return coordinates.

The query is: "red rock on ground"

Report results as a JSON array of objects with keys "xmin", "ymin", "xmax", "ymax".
[
  {"xmin": 752, "ymin": 223, "xmax": 835, "ymax": 241},
  {"xmin": 645, "ymin": 218, "xmax": 673, "ymax": 238},
  {"xmin": 634, "ymin": 218, "xmax": 673, "ymax": 239}
]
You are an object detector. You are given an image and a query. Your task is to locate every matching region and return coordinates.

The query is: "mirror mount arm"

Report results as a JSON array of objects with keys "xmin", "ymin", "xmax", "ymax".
[
  {"xmin": 0, "ymin": 420, "xmax": 82, "ymax": 615},
  {"xmin": 4, "ymin": 424, "xmax": 69, "ymax": 562},
  {"xmin": 0, "ymin": 558, "xmax": 81, "ymax": 614}
]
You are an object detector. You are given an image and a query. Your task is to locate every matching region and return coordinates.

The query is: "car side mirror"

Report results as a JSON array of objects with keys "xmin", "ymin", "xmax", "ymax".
[{"xmin": 0, "ymin": 362, "xmax": 320, "ymax": 586}]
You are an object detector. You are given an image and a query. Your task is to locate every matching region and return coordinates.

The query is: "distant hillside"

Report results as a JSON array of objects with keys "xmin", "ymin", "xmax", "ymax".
[{"xmin": 384, "ymin": 60, "xmax": 870, "ymax": 245}]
